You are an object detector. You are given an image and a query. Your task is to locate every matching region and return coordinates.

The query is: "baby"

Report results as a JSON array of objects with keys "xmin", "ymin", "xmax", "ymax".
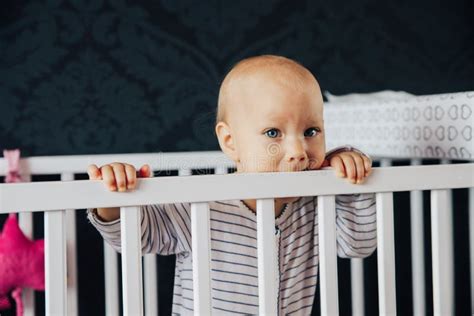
[{"xmin": 87, "ymin": 55, "xmax": 376, "ymax": 315}]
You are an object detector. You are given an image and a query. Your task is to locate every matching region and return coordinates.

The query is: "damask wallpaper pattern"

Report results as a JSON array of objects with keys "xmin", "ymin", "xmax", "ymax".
[{"xmin": 0, "ymin": 0, "xmax": 472, "ymax": 315}]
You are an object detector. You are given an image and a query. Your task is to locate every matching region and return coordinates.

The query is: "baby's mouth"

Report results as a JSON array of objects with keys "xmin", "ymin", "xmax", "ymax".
[{"xmin": 283, "ymin": 166, "xmax": 310, "ymax": 172}]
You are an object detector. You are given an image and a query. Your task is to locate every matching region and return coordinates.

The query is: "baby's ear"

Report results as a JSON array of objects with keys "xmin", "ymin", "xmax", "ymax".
[{"xmin": 215, "ymin": 122, "xmax": 239, "ymax": 162}]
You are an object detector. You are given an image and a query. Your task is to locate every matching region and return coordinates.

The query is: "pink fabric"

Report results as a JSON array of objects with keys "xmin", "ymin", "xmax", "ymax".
[
  {"xmin": 4, "ymin": 149, "xmax": 22, "ymax": 183},
  {"xmin": 0, "ymin": 295, "xmax": 11, "ymax": 309},
  {"xmin": 0, "ymin": 149, "xmax": 45, "ymax": 316}
]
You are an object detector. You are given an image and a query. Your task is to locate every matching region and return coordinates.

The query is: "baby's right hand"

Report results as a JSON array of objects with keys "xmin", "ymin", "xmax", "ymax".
[{"xmin": 87, "ymin": 163, "xmax": 152, "ymax": 192}]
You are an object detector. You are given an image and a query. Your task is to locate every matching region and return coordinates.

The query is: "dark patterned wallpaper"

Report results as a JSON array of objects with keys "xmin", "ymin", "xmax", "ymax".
[{"xmin": 0, "ymin": 1, "xmax": 473, "ymax": 315}]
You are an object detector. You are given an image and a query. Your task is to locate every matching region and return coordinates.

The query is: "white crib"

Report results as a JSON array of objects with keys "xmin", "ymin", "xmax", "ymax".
[{"xmin": 0, "ymin": 91, "xmax": 473, "ymax": 315}]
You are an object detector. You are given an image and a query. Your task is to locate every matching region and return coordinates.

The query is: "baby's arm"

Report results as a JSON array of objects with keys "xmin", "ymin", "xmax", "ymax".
[
  {"xmin": 334, "ymin": 193, "xmax": 377, "ymax": 258},
  {"xmin": 86, "ymin": 162, "xmax": 191, "ymax": 255},
  {"xmin": 324, "ymin": 146, "xmax": 377, "ymax": 258},
  {"xmin": 87, "ymin": 203, "xmax": 192, "ymax": 255}
]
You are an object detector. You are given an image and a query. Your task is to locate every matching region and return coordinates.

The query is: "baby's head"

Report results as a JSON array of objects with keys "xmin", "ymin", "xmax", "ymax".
[{"xmin": 215, "ymin": 55, "xmax": 326, "ymax": 173}]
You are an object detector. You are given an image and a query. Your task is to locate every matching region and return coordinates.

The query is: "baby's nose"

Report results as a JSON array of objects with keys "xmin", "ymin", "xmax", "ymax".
[
  {"xmin": 286, "ymin": 142, "xmax": 308, "ymax": 163},
  {"xmin": 288, "ymin": 153, "xmax": 307, "ymax": 163}
]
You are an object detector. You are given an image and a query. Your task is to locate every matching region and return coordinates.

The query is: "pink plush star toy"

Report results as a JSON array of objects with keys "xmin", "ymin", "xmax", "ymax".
[{"xmin": 0, "ymin": 150, "xmax": 45, "ymax": 316}]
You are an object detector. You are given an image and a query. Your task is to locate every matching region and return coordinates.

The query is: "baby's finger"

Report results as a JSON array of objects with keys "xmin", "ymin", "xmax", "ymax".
[
  {"xmin": 350, "ymin": 153, "xmax": 365, "ymax": 183},
  {"xmin": 340, "ymin": 154, "xmax": 357, "ymax": 183},
  {"xmin": 124, "ymin": 164, "xmax": 137, "ymax": 190},
  {"xmin": 100, "ymin": 165, "xmax": 117, "ymax": 191},
  {"xmin": 87, "ymin": 164, "xmax": 102, "ymax": 180},
  {"xmin": 328, "ymin": 156, "xmax": 345, "ymax": 177},
  {"xmin": 363, "ymin": 156, "xmax": 372, "ymax": 176},
  {"xmin": 111, "ymin": 163, "xmax": 127, "ymax": 192},
  {"xmin": 138, "ymin": 164, "xmax": 152, "ymax": 178}
]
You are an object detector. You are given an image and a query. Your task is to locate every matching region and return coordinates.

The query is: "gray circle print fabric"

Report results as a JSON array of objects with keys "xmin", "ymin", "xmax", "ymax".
[{"xmin": 324, "ymin": 91, "xmax": 474, "ymax": 161}]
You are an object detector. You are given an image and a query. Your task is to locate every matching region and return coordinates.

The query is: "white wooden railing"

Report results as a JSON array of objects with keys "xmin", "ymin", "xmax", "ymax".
[{"xmin": 0, "ymin": 155, "xmax": 473, "ymax": 315}]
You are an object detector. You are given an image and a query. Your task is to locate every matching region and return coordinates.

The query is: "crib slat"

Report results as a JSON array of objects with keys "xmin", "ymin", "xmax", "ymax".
[
  {"xmin": 19, "ymin": 211, "xmax": 35, "ymax": 316},
  {"xmin": 179, "ymin": 169, "xmax": 192, "ymax": 176},
  {"xmin": 104, "ymin": 242, "xmax": 120, "ymax": 316},
  {"xmin": 191, "ymin": 202, "xmax": 212, "ymax": 315},
  {"xmin": 351, "ymin": 259, "xmax": 364, "ymax": 316},
  {"xmin": 18, "ymin": 212, "xmax": 33, "ymax": 235},
  {"xmin": 431, "ymin": 189, "xmax": 454, "ymax": 315},
  {"xmin": 318, "ymin": 195, "xmax": 339, "ymax": 315},
  {"xmin": 65, "ymin": 209, "xmax": 78, "ymax": 316},
  {"xmin": 410, "ymin": 159, "xmax": 426, "ymax": 316},
  {"xmin": 349, "ymin": 157, "xmax": 382, "ymax": 316},
  {"xmin": 256, "ymin": 199, "xmax": 278, "ymax": 315},
  {"xmin": 469, "ymin": 187, "xmax": 474, "ymax": 315},
  {"xmin": 144, "ymin": 254, "xmax": 158, "ymax": 316},
  {"xmin": 411, "ymin": 189, "xmax": 426, "ymax": 314},
  {"xmin": 61, "ymin": 172, "xmax": 79, "ymax": 316},
  {"xmin": 45, "ymin": 210, "xmax": 67, "ymax": 316},
  {"xmin": 18, "ymin": 174, "xmax": 35, "ymax": 316},
  {"xmin": 439, "ymin": 159, "xmax": 454, "ymax": 316},
  {"xmin": 214, "ymin": 166, "xmax": 228, "ymax": 175},
  {"xmin": 376, "ymin": 192, "xmax": 397, "ymax": 315},
  {"xmin": 377, "ymin": 160, "xmax": 397, "ymax": 314},
  {"xmin": 142, "ymin": 169, "xmax": 163, "ymax": 316},
  {"xmin": 143, "ymin": 164, "xmax": 159, "ymax": 316},
  {"xmin": 121, "ymin": 206, "xmax": 143, "ymax": 316}
]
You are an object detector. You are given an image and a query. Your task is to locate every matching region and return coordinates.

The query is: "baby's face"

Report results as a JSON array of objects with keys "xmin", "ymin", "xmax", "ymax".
[{"xmin": 227, "ymin": 75, "xmax": 326, "ymax": 174}]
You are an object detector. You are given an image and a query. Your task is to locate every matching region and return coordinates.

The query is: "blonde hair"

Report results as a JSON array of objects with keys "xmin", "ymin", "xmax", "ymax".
[{"xmin": 216, "ymin": 55, "xmax": 319, "ymax": 124}]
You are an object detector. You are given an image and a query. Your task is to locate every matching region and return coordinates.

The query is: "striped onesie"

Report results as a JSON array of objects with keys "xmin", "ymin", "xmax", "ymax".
[{"xmin": 87, "ymin": 192, "xmax": 376, "ymax": 315}]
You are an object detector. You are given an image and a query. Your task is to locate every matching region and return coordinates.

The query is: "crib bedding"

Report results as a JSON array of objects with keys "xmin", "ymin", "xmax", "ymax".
[{"xmin": 324, "ymin": 91, "xmax": 473, "ymax": 160}]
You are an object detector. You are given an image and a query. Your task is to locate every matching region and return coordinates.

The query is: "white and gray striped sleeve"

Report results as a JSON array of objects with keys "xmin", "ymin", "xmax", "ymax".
[
  {"xmin": 335, "ymin": 193, "xmax": 377, "ymax": 258},
  {"xmin": 86, "ymin": 202, "xmax": 192, "ymax": 256}
]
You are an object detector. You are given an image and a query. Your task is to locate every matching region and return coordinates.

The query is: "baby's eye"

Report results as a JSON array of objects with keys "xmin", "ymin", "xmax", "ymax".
[
  {"xmin": 264, "ymin": 129, "xmax": 280, "ymax": 138},
  {"xmin": 304, "ymin": 128, "xmax": 319, "ymax": 137}
]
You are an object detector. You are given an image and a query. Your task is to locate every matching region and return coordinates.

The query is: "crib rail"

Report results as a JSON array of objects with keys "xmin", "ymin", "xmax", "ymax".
[
  {"xmin": 1, "ymin": 163, "xmax": 473, "ymax": 315},
  {"xmin": 0, "ymin": 151, "xmax": 234, "ymax": 176},
  {"xmin": 0, "ymin": 164, "xmax": 471, "ymax": 212}
]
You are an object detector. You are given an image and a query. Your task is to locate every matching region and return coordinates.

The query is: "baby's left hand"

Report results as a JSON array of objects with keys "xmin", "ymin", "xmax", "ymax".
[{"xmin": 321, "ymin": 151, "xmax": 372, "ymax": 184}]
